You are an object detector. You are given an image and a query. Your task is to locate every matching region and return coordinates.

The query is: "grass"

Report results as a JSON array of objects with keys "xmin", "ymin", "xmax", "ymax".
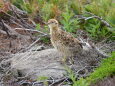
[
  {"xmin": 61, "ymin": 5, "xmax": 79, "ymax": 33},
  {"xmin": 11, "ymin": 0, "xmax": 115, "ymax": 42},
  {"xmin": 84, "ymin": 19, "xmax": 111, "ymax": 41},
  {"xmin": 65, "ymin": 66, "xmax": 77, "ymax": 85},
  {"xmin": 74, "ymin": 51, "xmax": 115, "ymax": 86},
  {"xmin": 37, "ymin": 76, "xmax": 49, "ymax": 86},
  {"xmin": 65, "ymin": 65, "xmax": 89, "ymax": 86},
  {"xmin": 36, "ymin": 24, "xmax": 50, "ymax": 43},
  {"xmin": 1, "ymin": 1, "xmax": 115, "ymax": 85},
  {"xmin": 11, "ymin": 0, "xmax": 39, "ymax": 18},
  {"xmin": 88, "ymin": 52, "xmax": 115, "ymax": 81}
]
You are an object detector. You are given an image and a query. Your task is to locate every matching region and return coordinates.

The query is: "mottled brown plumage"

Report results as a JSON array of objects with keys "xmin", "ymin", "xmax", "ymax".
[{"xmin": 48, "ymin": 19, "xmax": 83, "ymax": 62}]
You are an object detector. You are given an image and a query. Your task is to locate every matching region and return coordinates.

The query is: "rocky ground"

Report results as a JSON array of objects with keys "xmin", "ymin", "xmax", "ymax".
[{"xmin": 0, "ymin": 3, "xmax": 115, "ymax": 86}]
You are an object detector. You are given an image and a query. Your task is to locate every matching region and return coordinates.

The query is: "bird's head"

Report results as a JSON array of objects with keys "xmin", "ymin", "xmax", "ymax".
[{"xmin": 47, "ymin": 19, "xmax": 59, "ymax": 29}]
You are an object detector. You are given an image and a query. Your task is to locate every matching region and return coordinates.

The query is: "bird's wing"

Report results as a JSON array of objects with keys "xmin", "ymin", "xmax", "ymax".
[{"xmin": 58, "ymin": 29, "xmax": 83, "ymax": 48}]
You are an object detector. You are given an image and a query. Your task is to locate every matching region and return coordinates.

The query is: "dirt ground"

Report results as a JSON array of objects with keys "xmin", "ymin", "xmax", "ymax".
[{"xmin": 0, "ymin": 3, "xmax": 115, "ymax": 86}]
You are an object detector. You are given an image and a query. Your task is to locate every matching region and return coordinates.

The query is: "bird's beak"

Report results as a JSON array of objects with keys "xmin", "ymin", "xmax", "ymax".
[
  {"xmin": 44, "ymin": 22, "xmax": 48, "ymax": 25},
  {"xmin": 45, "ymin": 22, "xmax": 51, "ymax": 25},
  {"xmin": 47, "ymin": 23, "xmax": 50, "ymax": 25}
]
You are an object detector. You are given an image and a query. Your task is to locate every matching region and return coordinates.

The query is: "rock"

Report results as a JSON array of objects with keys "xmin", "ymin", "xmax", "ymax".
[
  {"xmin": 92, "ymin": 76, "xmax": 115, "ymax": 86},
  {"xmin": 11, "ymin": 49, "xmax": 66, "ymax": 80},
  {"xmin": 11, "ymin": 45, "xmax": 107, "ymax": 80}
]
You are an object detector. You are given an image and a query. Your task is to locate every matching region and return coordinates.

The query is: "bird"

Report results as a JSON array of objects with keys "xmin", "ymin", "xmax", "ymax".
[{"xmin": 47, "ymin": 19, "xmax": 83, "ymax": 63}]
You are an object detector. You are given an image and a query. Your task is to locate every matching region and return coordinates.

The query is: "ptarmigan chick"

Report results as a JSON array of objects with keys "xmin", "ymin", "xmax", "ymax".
[{"xmin": 47, "ymin": 19, "xmax": 83, "ymax": 63}]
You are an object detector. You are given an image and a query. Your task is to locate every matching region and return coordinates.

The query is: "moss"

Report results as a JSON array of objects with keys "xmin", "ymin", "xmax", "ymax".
[
  {"xmin": 76, "ymin": 52, "xmax": 115, "ymax": 86},
  {"xmin": 88, "ymin": 52, "xmax": 115, "ymax": 82}
]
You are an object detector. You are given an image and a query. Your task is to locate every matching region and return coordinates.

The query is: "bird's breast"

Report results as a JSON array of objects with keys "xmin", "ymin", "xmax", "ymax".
[{"xmin": 50, "ymin": 30, "xmax": 82, "ymax": 56}]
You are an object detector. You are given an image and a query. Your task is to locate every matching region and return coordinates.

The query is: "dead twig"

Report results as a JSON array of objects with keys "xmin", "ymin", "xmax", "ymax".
[
  {"xmin": 27, "ymin": 34, "xmax": 48, "ymax": 49},
  {"xmin": 10, "ymin": 5, "xmax": 35, "ymax": 29},
  {"xmin": 10, "ymin": 19, "xmax": 24, "ymax": 28},
  {"xmin": 1, "ymin": 11, "xmax": 32, "ymax": 29},
  {"xmin": 31, "ymin": 77, "xmax": 70, "ymax": 86},
  {"xmin": 14, "ymin": 28, "xmax": 49, "ymax": 36},
  {"xmin": 0, "ymin": 19, "xmax": 10, "ymax": 37},
  {"xmin": 1, "ymin": 19, "xmax": 20, "ymax": 36},
  {"xmin": 76, "ymin": 12, "xmax": 112, "ymax": 28},
  {"xmin": 49, "ymin": 77, "xmax": 70, "ymax": 86},
  {"xmin": 18, "ymin": 34, "xmax": 48, "ymax": 53},
  {"xmin": 85, "ymin": 12, "xmax": 112, "ymax": 28},
  {"xmin": 1, "ymin": 11, "xmax": 27, "ymax": 28}
]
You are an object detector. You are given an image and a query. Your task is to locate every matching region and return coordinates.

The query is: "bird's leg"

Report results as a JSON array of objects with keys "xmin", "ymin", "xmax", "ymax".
[
  {"xmin": 59, "ymin": 55, "xmax": 69, "ymax": 64},
  {"xmin": 63, "ymin": 55, "xmax": 74, "ymax": 65},
  {"xmin": 58, "ymin": 54, "xmax": 74, "ymax": 65},
  {"xmin": 56, "ymin": 54, "xmax": 66, "ymax": 64},
  {"xmin": 61, "ymin": 55, "xmax": 67, "ymax": 64},
  {"xmin": 69, "ymin": 56, "xmax": 74, "ymax": 65}
]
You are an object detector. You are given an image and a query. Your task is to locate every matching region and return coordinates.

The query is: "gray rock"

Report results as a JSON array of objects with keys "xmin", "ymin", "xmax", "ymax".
[
  {"xmin": 11, "ymin": 44, "xmax": 107, "ymax": 80},
  {"xmin": 11, "ymin": 49, "xmax": 66, "ymax": 80}
]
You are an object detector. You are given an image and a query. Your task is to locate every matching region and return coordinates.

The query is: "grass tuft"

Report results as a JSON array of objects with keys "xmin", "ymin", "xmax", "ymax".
[{"xmin": 76, "ymin": 51, "xmax": 115, "ymax": 86}]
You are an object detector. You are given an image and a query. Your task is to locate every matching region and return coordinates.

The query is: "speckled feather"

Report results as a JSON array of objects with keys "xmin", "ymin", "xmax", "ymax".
[{"xmin": 48, "ymin": 19, "xmax": 83, "ymax": 57}]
